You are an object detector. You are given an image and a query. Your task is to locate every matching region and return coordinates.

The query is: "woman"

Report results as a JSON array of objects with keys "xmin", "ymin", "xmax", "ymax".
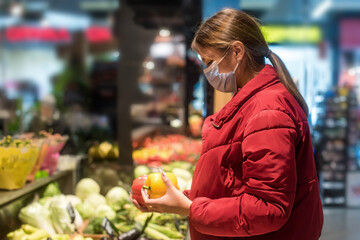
[{"xmin": 131, "ymin": 8, "xmax": 324, "ymax": 240}]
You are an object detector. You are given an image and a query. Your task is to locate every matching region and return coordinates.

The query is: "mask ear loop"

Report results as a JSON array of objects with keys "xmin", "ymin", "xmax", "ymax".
[{"xmin": 217, "ymin": 46, "xmax": 232, "ymax": 65}]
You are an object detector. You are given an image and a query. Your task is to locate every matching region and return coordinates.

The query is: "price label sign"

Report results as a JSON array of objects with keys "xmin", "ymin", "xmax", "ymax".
[{"xmin": 66, "ymin": 203, "xmax": 76, "ymax": 224}]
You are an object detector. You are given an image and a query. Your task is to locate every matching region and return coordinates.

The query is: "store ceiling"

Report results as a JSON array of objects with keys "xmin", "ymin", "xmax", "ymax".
[
  {"xmin": 241, "ymin": 0, "xmax": 360, "ymax": 23},
  {"xmin": 126, "ymin": 0, "xmax": 185, "ymax": 31}
]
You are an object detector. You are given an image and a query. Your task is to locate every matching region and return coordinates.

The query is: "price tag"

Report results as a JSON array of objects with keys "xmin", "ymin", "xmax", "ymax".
[
  {"xmin": 102, "ymin": 217, "xmax": 119, "ymax": 239},
  {"xmin": 66, "ymin": 203, "xmax": 76, "ymax": 224}
]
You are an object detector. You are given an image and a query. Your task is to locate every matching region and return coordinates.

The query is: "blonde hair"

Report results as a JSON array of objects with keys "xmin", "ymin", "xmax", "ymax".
[{"xmin": 191, "ymin": 8, "xmax": 309, "ymax": 116}]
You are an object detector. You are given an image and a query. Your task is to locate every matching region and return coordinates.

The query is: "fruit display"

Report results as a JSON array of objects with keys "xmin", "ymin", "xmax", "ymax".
[
  {"xmin": 88, "ymin": 141, "xmax": 119, "ymax": 161},
  {"xmin": 0, "ymin": 136, "xmax": 40, "ymax": 190},
  {"xmin": 188, "ymin": 114, "xmax": 203, "ymax": 137},
  {"xmin": 132, "ymin": 134, "xmax": 202, "ymax": 165}
]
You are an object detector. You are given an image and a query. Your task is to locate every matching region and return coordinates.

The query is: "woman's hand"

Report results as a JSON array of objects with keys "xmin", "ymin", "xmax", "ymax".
[{"xmin": 130, "ymin": 169, "xmax": 192, "ymax": 216}]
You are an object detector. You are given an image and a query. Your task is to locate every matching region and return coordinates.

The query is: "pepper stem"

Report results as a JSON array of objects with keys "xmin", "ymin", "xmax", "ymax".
[{"xmin": 142, "ymin": 185, "xmax": 151, "ymax": 190}]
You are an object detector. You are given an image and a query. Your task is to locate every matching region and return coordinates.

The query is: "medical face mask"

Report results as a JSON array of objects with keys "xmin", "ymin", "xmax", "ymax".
[{"xmin": 203, "ymin": 49, "xmax": 239, "ymax": 93}]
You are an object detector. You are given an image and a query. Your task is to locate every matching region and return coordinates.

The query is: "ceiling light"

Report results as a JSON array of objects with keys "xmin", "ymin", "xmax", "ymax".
[
  {"xmin": 150, "ymin": 42, "xmax": 174, "ymax": 58},
  {"xmin": 10, "ymin": 3, "xmax": 24, "ymax": 17},
  {"xmin": 144, "ymin": 61, "xmax": 155, "ymax": 70},
  {"xmin": 348, "ymin": 68, "xmax": 356, "ymax": 76},
  {"xmin": 312, "ymin": 0, "xmax": 332, "ymax": 20},
  {"xmin": 159, "ymin": 29, "xmax": 170, "ymax": 37},
  {"xmin": 112, "ymin": 51, "xmax": 120, "ymax": 58}
]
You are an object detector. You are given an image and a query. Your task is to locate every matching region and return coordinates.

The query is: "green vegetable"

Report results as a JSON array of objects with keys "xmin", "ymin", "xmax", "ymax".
[
  {"xmin": 105, "ymin": 186, "xmax": 130, "ymax": 211},
  {"xmin": 43, "ymin": 182, "xmax": 61, "ymax": 197},
  {"xmin": 134, "ymin": 165, "xmax": 150, "ymax": 178},
  {"xmin": 52, "ymin": 234, "xmax": 71, "ymax": 240},
  {"xmin": 95, "ymin": 205, "xmax": 116, "ymax": 220},
  {"xmin": 49, "ymin": 195, "xmax": 76, "ymax": 234},
  {"xmin": 123, "ymin": 204, "xmax": 140, "ymax": 221},
  {"xmin": 148, "ymin": 223, "xmax": 184, "ymax": 239},
  {"xmin": 25, "ymin": 229, "xmax": 49, "ymax": 240},
  {"xmin": 22, "ymin": 223, "xmax": 39, "ymax": 234},
  {"xmin": 144, "ymin": 227, "xmax": 172, "ymax": 240},
  {"xmin": 85, "ymin": 193, "xmax": 107, "ymax": 208},
  {"xmin": 115, "ymin": 222, "xmax": 134, "ymax": 233},
  {"xmin": 84, "ymin": 217, "xmax": 104, "ymax": 234},
  {"xmin": 7, "ymin": 225, "xmax": 49, "ymax": 240},
  {"xmin": 172, "ymin": 168, "xmax": 192, "ymax": 181},
  {"xmin": 169, "ymin": 161, "xmax": 192, "ymax": 170},
  {"xmin": 75, "ymin": 178, "xmax": 100, "ymax": 200},
  {"xmin": 65, "ymin": 195, "xmax": 82, "ymax": 207},
  {"xmin": 76, "ymin": 202, "xmax": 93, "ymax": 220},
  {"xmin": 18, "ymin": 202, "xmax": 56, "ymax": 235},
  {"xmin": 38, "ymin": 197, "xmax": 52, "ymax": 208}
]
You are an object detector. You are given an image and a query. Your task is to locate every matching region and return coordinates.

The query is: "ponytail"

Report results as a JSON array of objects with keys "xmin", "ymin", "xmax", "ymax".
[{"xmin": 267, "ymin": 51, "xmax": 309, "ymax": 117}]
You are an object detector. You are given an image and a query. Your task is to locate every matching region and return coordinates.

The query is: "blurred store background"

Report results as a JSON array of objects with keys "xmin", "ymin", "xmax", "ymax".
[{"xmin": 1, "ymin": 0, "xmax": 360, "ymax": 239}]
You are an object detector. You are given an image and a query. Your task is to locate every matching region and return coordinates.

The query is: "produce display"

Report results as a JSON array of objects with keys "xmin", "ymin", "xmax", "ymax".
[
  {"xmin": 3, "ymin": 133, "xmax": 199, "ymax": 239},
  {"xmin": 11, "ymin": 177, "xmax": 188, "ymax": 240},
  {"xmin": 132, "ymin": 134, "xmax": 202, "ymax": 165},
  {"xmin": 88, "ymin": 141, "xmax": 119, "ymax": 161},
  {"xmin": 7, "ymin": 224, "xmax": 74, "ymax": 240},
  {"xmin": 0, "ymin": 136, "xmax": 40, "ymax": 190}
]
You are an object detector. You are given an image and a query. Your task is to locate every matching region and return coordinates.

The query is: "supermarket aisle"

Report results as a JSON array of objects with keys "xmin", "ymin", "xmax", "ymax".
[{"xmin": 320, "ymin": 208, "xmax": 360, "ymax": 240}]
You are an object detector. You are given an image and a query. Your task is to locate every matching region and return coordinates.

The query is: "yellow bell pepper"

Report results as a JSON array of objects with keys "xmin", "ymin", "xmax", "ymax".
[{"xmin": 143, "ymin": 172, "xmax": 179, "ymax": 199}]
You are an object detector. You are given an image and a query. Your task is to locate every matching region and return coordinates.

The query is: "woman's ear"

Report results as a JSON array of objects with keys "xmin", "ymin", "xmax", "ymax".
[{"xmin": 232, "ymin": 41, "xmax": 245, "ymax": 62}]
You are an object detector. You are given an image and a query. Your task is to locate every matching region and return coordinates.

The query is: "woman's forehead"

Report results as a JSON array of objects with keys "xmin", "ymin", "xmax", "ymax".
[{"xmin": 198, "ymin": 47, "xmax": 221, "ymax": 60}]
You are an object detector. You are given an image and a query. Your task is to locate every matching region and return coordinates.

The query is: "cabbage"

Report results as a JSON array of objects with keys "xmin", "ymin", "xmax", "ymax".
[
  {"xmin": 18, "ymin": 202, "xmax": 56, "ymax": 235},
  {"xmin": 172, "ymin": 168, "xmax": 192, "ymax": 181},
  {"xmin": 176, "ymin": 177, "xmax": 187, "ymax": 192},
  {"xmin": 105, "ymin": 186, "xmax": 129, "ymax": 211},
  {"xmin": 73, "ymin": 206, "xmax": 84, "ymax": 229},
  {"xmin": 65, "ymin": 195, "xmax": 81, "ymax": 207},
  {"xmin": 38, "ymin": 197, "xmax": 53, "ymax": 208},
  {"xmin": 43, "ymin": 182, "xmax": 61, "ymax": 197},
  {"xmin": 95, "ymin": 205, "xmax": 116, "ymax": 220},
  {"xmin": 84, "ymin": 193, "xmax": 106, "ymax": 208},
  {"xmin": 49, "ymin": 195, "xmax": 77, "ymax": 234},
  {"xmin": 76, "ymin": 202, "xmax": 93, "ymax": 220},
  {"xmin": 134, "ymin": 165, "xmax": 150, "ymax": 178},
  {"xmin": 75, "ymin": 178, "xmax": 100, "ymax": 200}
]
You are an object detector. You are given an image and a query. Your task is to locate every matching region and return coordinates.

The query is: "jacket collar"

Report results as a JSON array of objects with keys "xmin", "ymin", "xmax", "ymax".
[{"xmin": 212, "ymin": 64, "xmax": 280, "ymax": 127}]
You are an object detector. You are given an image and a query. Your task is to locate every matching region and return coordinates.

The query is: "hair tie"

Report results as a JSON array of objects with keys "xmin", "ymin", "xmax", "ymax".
[{"xmin": 265, "ymin": 49, "xmax": 272, "ymax": 58}]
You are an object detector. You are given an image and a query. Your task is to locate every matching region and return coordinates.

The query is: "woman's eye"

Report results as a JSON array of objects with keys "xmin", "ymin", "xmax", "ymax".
[{"xmin": 206, "ymin": 61, "xmax": 213, "ymax": 67}]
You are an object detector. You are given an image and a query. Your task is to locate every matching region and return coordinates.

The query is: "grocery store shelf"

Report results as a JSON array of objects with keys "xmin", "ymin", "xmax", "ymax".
[
  {"xmin": 322, "ymin": 181, "xmax": 346, "ymax": 190},
  {"xmin": 133, "ymin": 117, "xmax": 163, "ymax": 125},
  {"xmin": 0, "ymin": 170, "xmax": 74, "ymax": 207},
  {"xmin": 131, "ymin": 125, "xmax": 159, "ymax": 142},
  {"xmin": 0, "ymin": 109, "xmax": 10, "ymax": 119}
]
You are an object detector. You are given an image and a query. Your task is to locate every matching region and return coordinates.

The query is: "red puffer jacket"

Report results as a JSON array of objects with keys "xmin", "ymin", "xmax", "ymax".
[{"xmin": 186, "ymin": 65, "xmax": 323, "ymax": 240}]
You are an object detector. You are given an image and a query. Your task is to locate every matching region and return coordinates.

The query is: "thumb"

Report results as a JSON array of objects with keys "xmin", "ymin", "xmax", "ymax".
[{"xmin": 159, "ymin": 168, "xmax": 175, "ymax": 191}]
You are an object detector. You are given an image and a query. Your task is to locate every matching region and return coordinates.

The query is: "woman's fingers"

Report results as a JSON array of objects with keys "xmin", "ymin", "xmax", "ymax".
[
  {"xmin": 130, "ymin": 193, "xmax": 150, "ymax": 212},
  {"xmin": 159, "ymin": 168, "xmax": 175, "ymax": 192},
  {"xmin": 141, "ymin": 188, "xmax": 150, "ymax": 201},
  {"xmin": 141, "ymin": 188, "xmax": 164, "ymax": 212}
]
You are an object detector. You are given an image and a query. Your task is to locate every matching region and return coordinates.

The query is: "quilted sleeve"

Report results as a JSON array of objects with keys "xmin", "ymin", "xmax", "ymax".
[{"xmin": 189, "ymin": 110, "xmax": 298, "ymax": 237}]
